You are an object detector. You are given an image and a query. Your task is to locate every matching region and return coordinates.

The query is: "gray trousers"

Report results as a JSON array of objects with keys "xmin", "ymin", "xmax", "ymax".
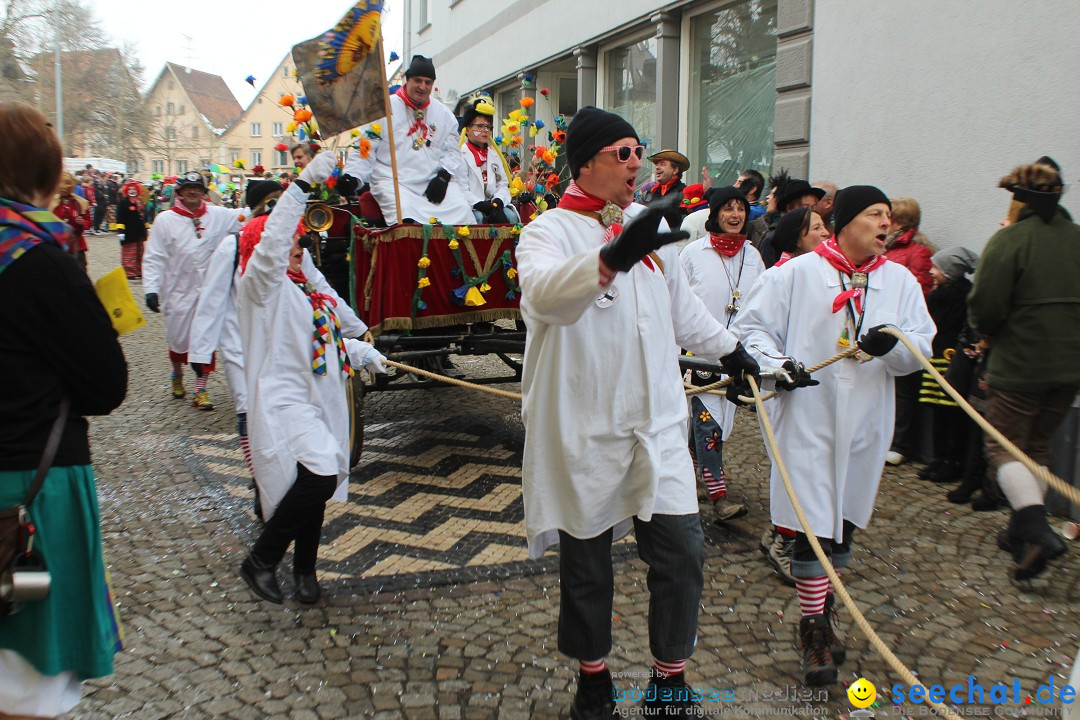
[{"xmin": 557, "ymin": 513, "xmax": 705, "ymax": 663}]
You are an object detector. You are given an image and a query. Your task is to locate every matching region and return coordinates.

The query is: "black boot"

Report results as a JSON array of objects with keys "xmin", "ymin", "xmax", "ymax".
[
  {"xmin": 1011, "ymin": 505, "xmax": 1067, "ymax": 580},
  {"xmin": 569, "ymin": 669, "xmax": 616, "ymax": 720},
  {"xmin": 240, "ymin": 554, "xmax": 283, "ymax": 604},
  {"xmin": 947, "ymin": 462, "xmax": 985, "ymax": 504},
  {"xmin": 294, "ymin": 572, "xmax": 322, "ymax": 605},
  {"xmin": 798, "ymin": 614, "xmax": 837, "ymax": 686},
  {"xmin": 641, "ymin": 669, "xmax": 702, "ymax": 717},
  {"xmin": 822, "ymin": 594, "xmax": 846, "ymax": 666}
]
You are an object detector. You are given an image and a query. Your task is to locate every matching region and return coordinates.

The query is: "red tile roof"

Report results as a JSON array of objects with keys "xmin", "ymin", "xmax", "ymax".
[{"xmin": 165, "ymin": 62, "xmax": 242, "ymax": 133}]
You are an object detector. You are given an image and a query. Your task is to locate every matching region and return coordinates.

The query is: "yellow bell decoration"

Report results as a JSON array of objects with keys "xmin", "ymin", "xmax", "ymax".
[
  {"xmin": 448, "ymin": 240, "xmax": 459, "ymax": 251},
  {"xmin": 506, "ymin": 268, "xmax": 517, "ymax": 279},
  {"xmin": 417, "ymin": 256, "xmax": 431, "ymax": 269},
  {"xmin": 456, "ymin": 226, "xmax": 470, "ymax": 238},
  {"xmin": 464, "ymin": 286, "xmax": 487, "ymax": 306},
  {"xmin": 480, "ymin": 282, "xmax": 491, "ymax": 293},
  {"xmin": 418, "ymin": 277, "xmax": 431, "ymax": 289}
]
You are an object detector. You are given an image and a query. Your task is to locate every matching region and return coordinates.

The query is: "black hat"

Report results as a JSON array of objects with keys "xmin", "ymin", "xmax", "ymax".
[
  {"xmin": 177, "ymin": 170, "xmax": 207, "ymax": 191},
  {"xmin": 772, "ymin": 207, "xmax": 811, "ymax": 255},
  {"xmin": 704, "ymin": 186, "xmax": 750, "ymax": 234},
  {"xmin": 833, "ymin": 185, "xmax": 891, "ymax": 237},
  {"xmin": 778, "ymin": 178, "xmax": 825, "ymax": 210},
  {"xmin": 245, "ymin": 180, "xmax": 282, "ymax": 212},
  {"xmin": 460, "ymin": 97, "xmax": 496, "ymax": 131},
  {"xmin": 404, "ymin": 55, "xmax": 436, "ymax": 80},
  {"xmin": 565, "ymin": 106, "xmax": 638, "ymax": 179}
]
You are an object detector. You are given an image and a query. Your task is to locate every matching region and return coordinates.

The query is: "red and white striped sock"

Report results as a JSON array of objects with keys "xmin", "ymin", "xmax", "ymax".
[
  {"xmin": 194, "ymin": 374, "xmax": 209, "ymax": 393},
  {"xmin": 580, "ymin": 658, "xmax": 607, "ymax": 675},
  {"xmin": 239, "ymin": 434, "xmax": 254, "ymax": 478},
  {"xmin": 796, "ymin": 576, "xmax": 830, "ymax": 616},
  {"xmin": 170, "ymin": 360, "xmax": 183, "ymax": 377},
  {"xmin": 653, "ymin": 659, "xmax": 686, "ymax": 678},
  {"xmin": 702, "ymin": 467, "xmax": 725, "ymax": 500}
]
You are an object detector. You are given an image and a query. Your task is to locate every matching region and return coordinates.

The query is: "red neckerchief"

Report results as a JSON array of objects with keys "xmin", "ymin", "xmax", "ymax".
[
  {"xmin": 774, "ymin": 251, "xmax": 794, "ymax": 267},
  {"xmin": 286, "ymin": 268, "xmax": 337, "ymax": 311},
  {"xmin": 709, "ymin": 232, "xmax": 746, "ymax": 257},
  {"xmin": 558, "ymin": 181, "xmax": 655, "ymax": 272},
  {"xmin": 813, "ymin": 236, "xmax": 887, "ymax": 313},
  {"xmin": 654, "ymin": 178, "xmax": 679, "ymax": 197},
  {"xmin": 395, "ymin": 87, "xmax": 430, "ymax": 140},
  {"xmin": 465, "ymin": 141, "xmax": 488, "ymax": 167},
  {"xmin": 170, "ymin": 199, "xmax": 207, "ymax": 218}
]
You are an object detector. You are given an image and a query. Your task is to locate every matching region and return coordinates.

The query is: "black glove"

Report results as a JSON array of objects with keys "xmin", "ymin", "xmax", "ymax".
[
  {"xmin": 516, "ymin": 190, "xmax": 535, "ymax": 205},
  {"xmin": 776, "ymin": 360, "xmax": 820, "ymax": 392},
  {"xmin": 337, "ymin": 173, "xmax": 360, "ymax": 197},
  {"xmin": 719, "ymin": 342, "xmax": 761, "ymax": 386},
  {"xmin": 858, "ymin": 324, "xmax": 899, "ymax": 357},
  {"xmin": 598, "ymin": 206, "xmax": 689, "ymax": 273},
  {"xmin": 725, "ymin": 376, "xmax": 754, "ymax": 407},
  {"xmin": 424, "ymin": 169, "xmax": 451, "ymax": 203},
  {"xmin": 145, "ymin": 292, "xmax": 160, "ymax": 313},
  {"xmin": 472, "ymin": 201, "xmax": 490, "ymax": 213}
]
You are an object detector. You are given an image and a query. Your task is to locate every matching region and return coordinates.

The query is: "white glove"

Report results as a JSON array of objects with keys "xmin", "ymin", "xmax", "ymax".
[
  {"xmin": 299, "ymin": 151, "xmax": 338, "ymax": 185},
  {"xmin": 346, "ymin": 339, "xmax": 388, "ymax": 373}
]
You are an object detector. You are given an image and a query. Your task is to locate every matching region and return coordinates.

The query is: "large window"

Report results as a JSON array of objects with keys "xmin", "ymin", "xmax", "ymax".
[
  {"xmin": 604, "ymin": 36, "xmax": 657, "ymax": 184},
  {"xmin": 152, "ymin": 159, "xmax": 164, "ymax": 174},
  {"xmin": 251, "ymin": 150, "xmax": 262, "ymax": 167},
  {"xmin": 688, "ymin": 0, "xmax": 778, "ymax": 185}
]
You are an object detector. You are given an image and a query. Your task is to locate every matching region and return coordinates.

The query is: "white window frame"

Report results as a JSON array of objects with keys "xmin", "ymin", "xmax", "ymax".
[
  {"xmin": 251, "ymin": 149, "xmax": 262, "ymax": 166},
  {"xmin": 272, "ymin": 121, "xmax": 284, "ymax": 136},
  {"xmin": 419, "ymin": 0, "xmax": 432, "ymax": 31},
  {"xmin": 152, "ymin": 159, "xmax": 164, "ymax": 173},
  {"xmin": 251, "ymin": 122, "xmax": 262, "ymax": 137}
]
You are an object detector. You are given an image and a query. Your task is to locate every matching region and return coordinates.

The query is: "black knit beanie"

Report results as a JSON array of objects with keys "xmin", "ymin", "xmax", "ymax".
[
  {"xmin": 566, "ymin": 107, "xmax": 638, "ymax": 179},
  {"xmin": 245, "ymin": 180, "xmax": 282, "ymax": 212},
  {"xmin": 704, "ymin": 186, "xmax": 749, "ymax": 234},
  {"xmin": 404, "ymin": 55, "xmax": 436, "ymax": 80},
  {"xmin": 833, "ymin": 185, "xmax": 891, "ymax": 237}
]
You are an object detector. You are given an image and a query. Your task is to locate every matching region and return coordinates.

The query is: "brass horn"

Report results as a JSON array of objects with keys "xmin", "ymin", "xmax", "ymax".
[{"xmin": 304, "ymin": 202, "xmax": 334, "ymax": 233}]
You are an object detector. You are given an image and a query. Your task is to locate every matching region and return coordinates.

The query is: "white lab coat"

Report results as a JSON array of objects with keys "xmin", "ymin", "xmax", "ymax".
[
  {"xmin": 731, "ymin": 252, "xmax": 935, "ymax": 540},
  {"xmin": 459, "ymin": 142, "xmax": 511, "ymax": 208},
  {"xmin": 346, "ymin": 94, "xmax": 473, "ymax": 225},
  {"xmin": 142, "ymin": 204, "xmax": 245, "ymax": 355},
  {"xmin": 516, "ymin": 205, "xmax": 740, "ymax": 558},
  {"xmin": 236, "ymin": 184, "xmax": 373, "ymax": 519},
  {"xmin": 680, "ymin": 207, "xmax": 710, "ymax": 246},
  {"xmin": 189, "ymin": 233, "xmax": 365, "ymax": 415},
  {"xmin": 681, "ymin": 238, "xmax": 765, "ymax": 439}
]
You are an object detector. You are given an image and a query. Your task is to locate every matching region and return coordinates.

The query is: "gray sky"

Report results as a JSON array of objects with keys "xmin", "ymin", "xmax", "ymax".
[{"xmin": 88, "ymin": 0, "xmax": 404, "ymax": 106}]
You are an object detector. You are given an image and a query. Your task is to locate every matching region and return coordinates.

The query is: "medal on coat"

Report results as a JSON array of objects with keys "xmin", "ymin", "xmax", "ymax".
[
  {"xmin": 595, "ymin": 286, "xmax": 619, "ymax": 308},
  {"xmin": 599, "ymin": 202, "xmax": 622, "ymax": 228},
  {"xmin": 851, "ymin": 272, "xmax": 868, "ymax": 289}
]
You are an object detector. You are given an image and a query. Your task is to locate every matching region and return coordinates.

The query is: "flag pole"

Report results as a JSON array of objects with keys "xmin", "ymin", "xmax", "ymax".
[{"xmin": 376, "ymin": 35, "xmax": 403, "ymax": 225}]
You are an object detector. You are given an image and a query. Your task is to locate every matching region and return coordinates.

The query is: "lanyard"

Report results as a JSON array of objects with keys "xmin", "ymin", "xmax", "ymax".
[
  {"xmin": 721, "ymin": 248, "xmax": 746, "ymax": 328},
  {"xmin": 838, "ymin": 270, "xmax": 867, "ymax": 340}
]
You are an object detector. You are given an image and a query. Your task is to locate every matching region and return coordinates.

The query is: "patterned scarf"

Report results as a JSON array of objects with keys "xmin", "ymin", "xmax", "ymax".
[
  {"xmin": 395, "ymin": 87, "xmax": 430, "ymax": 142},
  {"xmin": 0, "ymin": 197, "xmax": 73, "ymax": 276},
  {"xmin": 709, "ymin": 232, "xmax": 746, "ymax": 257},
  {"xmin": 558, "ymin": 181, "xmax": 657, "ymax": 271},
  {"xmin": 813, "ymin": 236, "xmax": 887, "ymax": 313},
  {"xmin": 171, "ymin": 198, "xmax": 208, "ymax": 239},
  {"xmin": 287, "ymin": 269, "xmax": 353, "ymax": 378}
]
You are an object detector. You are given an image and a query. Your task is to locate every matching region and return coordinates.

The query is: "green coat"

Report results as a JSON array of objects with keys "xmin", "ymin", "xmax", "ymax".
[{"xmin": 968, "ymin": 206, "xmax": 1080, "ymax": 393}]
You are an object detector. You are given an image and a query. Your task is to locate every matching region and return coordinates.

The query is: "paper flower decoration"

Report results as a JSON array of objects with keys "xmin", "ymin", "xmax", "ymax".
[
  {"xmin": 520, "ymin": 97, "xmax": 535, "ymax": 109},
  {"xmin": 350, "ymin": 129, "xmax": 361, "ymax": 137},
  {"xmin": 540, "ymin": 88, "xmax": 550, "ymax": 96},
  {"xmin": 245, "ymin": 75, "xmax": 256, "ymax": 86},
  {"xmin": 417, "ymin": 256, "xmax": 431, "ymax": 269},
  {"xmin": 359, "ymin": 138, "xmax": 372, "ymax": 158},
  {"xmin": 294, "ymin": 109, "xmax": 314, "ymax": 122},
  {"xmin": 506, "ymin": 268, "xmax": 517, "ymax": 279},
  {"xmin": 233, "ymin": 159, "xmax": 245, "ymax": 169},
  {"xmin": 275, "ymin": 142, "xmax": 289, "ymax": 152},
  {"xmin": 534, "ymin": 120, "xmax": 545, "ymax": 130},
  {"xmin": 298, "ymin": 96, "xmax": 307, "ymax": 105},
  {"xmin": 546, "ymin": 172, "xmax": 559, "ymax": 187},
  {"xmin": 280, "ymin": 94, "xmax": 295, "ymax": 107},
  {"xmin": 508, "ymin": 109, "xmax": 526, "ymax": 122},
  {"xmin": 418, "ymin": 277, "xmax": 431, "ymax": 289},
  {"xmin": 448, "ymin": 239, "xmax": 459, "ymax": 250},
  {"xmin": 287, "ymin": 121, "xmax": 299, "ymax": 133},
  {"xmin": 389, "ymin": 51, "xmax": 400, "ymax": 62},
  {"xmin": 553, "ymin": 130, "xmax": 567, "ymax": 143},
  {"xmin": 252, "ymin": 165, "xmax": 265, "ymax": 175},
  {"xmin": 428, "ymin": 216, "xmax": 438, "ymax": 224},
  {"xmin": 456, "ymin": 226, "xmax": 470, "ymax": 237},
  {"xmin": 366, "ymin": 122, "xmax": 382, "ymax": 139},
  {"xmin": 509, "ymin": 177, "xmax": 525, "ymax": 197},
  {"xmin": 542, "ymin": 150, "xmax": 557, "ymax": 165}
]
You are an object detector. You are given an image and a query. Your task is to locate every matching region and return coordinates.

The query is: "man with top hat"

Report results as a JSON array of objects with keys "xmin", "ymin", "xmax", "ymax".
[
  {"xmin": 459, "ymin": 97, "xmax": 520, "ymax": 225},
  {"xmin": 642, "ymin": 149, "xmax": 689, "ymax": 229},
  {"xmin": 143, "ymin": 170, "xmax": 246, "ymax": 409},
  {"xmin": 733, "ymin": 185, "xmax": 934, "ymax": 686},
  {"xmin": 515, "ymin": 106, "xmax": 760, "ymax": 718},
  {"xmin": 345, "ymin": 55, "xmax": 473, "ymax": 226}
]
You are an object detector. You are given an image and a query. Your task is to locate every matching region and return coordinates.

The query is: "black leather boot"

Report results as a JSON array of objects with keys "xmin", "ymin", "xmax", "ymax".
[
  {"xmin": 822, "ymin": 594, "xmax": 846, "ymax": 666},
  {"xmin": 1011, "ymin": 505, "xmax": 1067, "ymax": 580},
  {"xmin": 240, "ymin": 554, "xmax": 283, "ymax": 604},
  {"xmin": 799, "ymin": 614, "xmax": 837, "ymax": 686},
  {"xmin": 569, "ymin": 668, "xmax": 616, "ymax": 719},
  {"xmin": 294, "ymin": 572, "xmax": 322, "ymax": 605},
  {"xmin": 640, "ymin": 669, "xmax": 702, "ymax": 716}
]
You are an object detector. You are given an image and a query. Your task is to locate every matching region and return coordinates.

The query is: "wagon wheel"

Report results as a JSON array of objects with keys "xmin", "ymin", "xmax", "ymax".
[{"xmin": 347, "ymin": 373, "xmax": 365, "ymax": 468}]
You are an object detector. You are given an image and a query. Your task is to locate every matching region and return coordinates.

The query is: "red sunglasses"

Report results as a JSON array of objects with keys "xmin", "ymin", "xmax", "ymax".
[{"xmin": 598, "ymin": 145, "xmax": 645, "ymax": 162}]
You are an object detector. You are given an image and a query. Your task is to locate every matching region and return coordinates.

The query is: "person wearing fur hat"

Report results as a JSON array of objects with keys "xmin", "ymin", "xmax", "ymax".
[
  {"xmin": 733, "ymin": 185, "xmax": 934, "ymax": 686},
  {"xmin": 344, "ymin": 55, "xmax": 473, "ymax": 226},
  {"xmin": 459, "ymin": 97, "xmax": 519, "ymax": 225},
  {"xmin": 680, "ymin": 186, "xmax": 764, "ymax": 524},
  {"xmin": 143, "ymin": 170, "xmax": 247, "ymax": 409},
  {"xmin": 677, "ymin": 183, "xmax": 710, "ymax": 246},
  {"xmin": 516, "ymin": 106, "xmax": 759, "ymax": 718},
  {"xmin": 642, "ymin": 149, "xmax": 689, "ymax": 229},
  {"xmin": 234, "ymin": 152, "xmax": 387, "ymax": 605},
  {"xmin": 115, "ymin": 179, "xmax": 147, "ymax": 279},
  {"xmin": 968, "ymin": 161, "xmax": 1080, "ymax": 581}
]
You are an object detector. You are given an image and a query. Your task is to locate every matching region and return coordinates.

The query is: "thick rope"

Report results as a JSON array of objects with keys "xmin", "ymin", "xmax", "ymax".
[
  {"xmin": 747, "ymin": 375, "xmax": 962, "ymax": 720},
  {"xmin": 381, "ymin": 358, "xmax": 524, "ymax": 400},
  {"xmin": 882, "ymin": 327, "xmax": 1080, "ymax": 508},
  {"xmin": 686, "ymin": 347, "xmax": 861, "ymax": 397}
]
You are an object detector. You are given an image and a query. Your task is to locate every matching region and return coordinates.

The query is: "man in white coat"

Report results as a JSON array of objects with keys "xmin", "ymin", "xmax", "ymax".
[
  {"xmin": 143, "ymin": 170, "xmax": 245, "ymax": 409},
  {"xmin": 733, "ymin": 185, "xmax": 934, "ymax": 687},
  {"xmin": 344, "ymin": 55, "xmax": 473, "ymax": 226},
  {"xmin": 516, "ymin": 106, "xmax": 760, "ymax": 719},
  {"xmin": 459, "ymin": 97, "xmax": 519, "ymax": 225},
  {"xmin": 235, "ymin": 152, "xmax": 387, "ymax": 606}
]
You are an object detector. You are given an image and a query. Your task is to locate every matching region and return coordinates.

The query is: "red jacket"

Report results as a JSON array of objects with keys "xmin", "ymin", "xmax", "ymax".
[
  {"xmin": 51, "ymin": 195, "xmax": 91, "ymax": 252},
  {"xmin": 885, "ymin": 229, "xmax": 933, "ymax": 297}
]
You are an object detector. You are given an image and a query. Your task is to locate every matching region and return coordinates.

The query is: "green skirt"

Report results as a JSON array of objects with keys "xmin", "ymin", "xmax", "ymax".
[{"xmin": 0, "ymin": 465, "xmax": 121, "ymax": 679}]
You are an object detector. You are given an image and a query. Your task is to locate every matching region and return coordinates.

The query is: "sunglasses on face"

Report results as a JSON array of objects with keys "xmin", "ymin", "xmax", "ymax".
[{"xmin": 598, "ymin": 145, "xmax": 645, "ymax": 162}]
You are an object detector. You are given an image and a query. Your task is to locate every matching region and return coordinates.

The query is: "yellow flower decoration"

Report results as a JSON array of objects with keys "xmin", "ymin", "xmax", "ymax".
[
  {"xmin": 417, "ymin": 256, "xmax": 431, "ymax": 269},
  {"xmin": 418, "ymin": 277, "xmax": 431, "ymax": 289},
  {"xmin": 480, "ymin": 282, "xmax": 491, "ymax": 293},
  {"xmin": 448, "ymin": 239, "xmax": 459, "ymax": 251},
  {"xmin": 350, "ymin": 129, "xmax": 361, "ymax": 137},
  {"xmin": 456, "ymin": 226, "xmax": 470, "ymax": 238},
  {"xmin": 698, "ymin": 410, "xmax": 712, "ymax": 423},
  {"xmin": 506, "ymin": 267, "xmax": 517, "ymax": 279},
  {"xmin": 529, "ymin": 125, "xmax": 539, "ymax": 138},
  {"xmin": 286, "ymin": 121, "xmax": 298, "ymax": 133},
  {"xmin": 508, "ymin": 109, "xmax": 527, "ymax": 123},
  {"xmin": 371, "ymin": 122, "xmax": 382, "ymax": 136},
  {"xmin": 509, "ymin": 177, "xmax": 525, "ymax": 197},
  {"xmin": 429, "ymin": 216, "xmax": 438, "ymax": 224}
]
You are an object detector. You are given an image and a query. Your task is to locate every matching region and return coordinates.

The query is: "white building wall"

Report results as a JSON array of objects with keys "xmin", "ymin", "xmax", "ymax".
[{"xmin": 809, "ymin": 0, "xmax": 1080, "ymax": 252}]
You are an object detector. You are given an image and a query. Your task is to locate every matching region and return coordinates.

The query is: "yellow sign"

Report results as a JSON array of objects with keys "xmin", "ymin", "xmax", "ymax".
[{"xmin": 93, "ymin": 267, "xmax": 146, "ymax": 335}]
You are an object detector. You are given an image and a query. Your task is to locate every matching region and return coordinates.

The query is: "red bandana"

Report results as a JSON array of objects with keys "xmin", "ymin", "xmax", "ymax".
[
  {"xmin": 395, "ymin": 87, "xmax": 430, "ymax": 140},
  {"xmin": 774, "ymin": 251, "xmax": 794, "ymax": 267},
  {"xmin": 654, "ymin": 178, "xmax": 679, "ymax": 197},
  {"xmin": 558, "ymin": 181, "xmax": 655, "ymax": 273},
  {"xmin": 709, "ymin": 232, "xmax": 746, "ymax": 257},
  {"xmin": 465, "ymin": 141, "xmax": 488, "ymax": 168},
  {"xmin": 813, "ymin": 236, "xmax": 887, "ymax": 313},
  {"xmin": 286, "ymin": 269, "xmax": 337, "ymax": 311},
  {"xmin": 170, "ymin": 199, "xmax": 207, "ymax": 219}
]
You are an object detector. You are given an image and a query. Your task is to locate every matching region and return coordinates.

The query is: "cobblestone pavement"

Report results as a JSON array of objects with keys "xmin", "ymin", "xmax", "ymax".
[{"xmin": 73, "ymin": 235, "xmax": 1080, "ymax": 719}]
